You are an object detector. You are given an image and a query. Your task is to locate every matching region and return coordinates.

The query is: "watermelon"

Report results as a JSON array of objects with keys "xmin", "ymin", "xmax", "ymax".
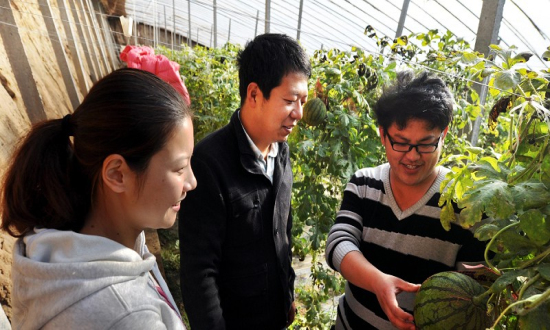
[
  {"xmin": 414, "ymin": 271, "xmax": 492, "ymax": 330},
  {"xmin": 325, "ymin": 67, "xmax": 341, "ymax": 77},
  {"xmin": 303, "ymin": 97, "xmax": 327, "ymax": 126}
]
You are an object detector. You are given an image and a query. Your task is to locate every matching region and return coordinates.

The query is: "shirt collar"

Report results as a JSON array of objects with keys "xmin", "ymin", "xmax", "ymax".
[{"xmin": 238, "ymin": 110, "xmax": 278, "ymax": 161}]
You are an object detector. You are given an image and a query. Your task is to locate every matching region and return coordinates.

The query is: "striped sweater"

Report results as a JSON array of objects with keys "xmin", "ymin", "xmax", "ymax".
[{"xmin": 325, "ymin": 163, "xmax": 486, "ymax": 330}]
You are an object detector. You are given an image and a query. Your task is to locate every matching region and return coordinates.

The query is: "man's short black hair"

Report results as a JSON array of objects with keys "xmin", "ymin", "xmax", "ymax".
[
  {"xmin": 237, "ymin": 33, "xmax": 311, "ymax": 106},
  {"xmin": 374, "ymin": 70, "xmax": 453, "ymax": 132}
]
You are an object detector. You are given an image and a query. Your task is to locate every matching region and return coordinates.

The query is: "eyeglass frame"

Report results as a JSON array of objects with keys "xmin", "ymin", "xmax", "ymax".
[{"xmin": 385, "ymin": 132, "xmax": 444, "ymax": 154}]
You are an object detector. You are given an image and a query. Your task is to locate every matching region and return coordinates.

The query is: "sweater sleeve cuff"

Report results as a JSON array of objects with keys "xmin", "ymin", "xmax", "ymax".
[{"xmin": 332, "ymin": 241, "xmax": 360, "ymax": 272}]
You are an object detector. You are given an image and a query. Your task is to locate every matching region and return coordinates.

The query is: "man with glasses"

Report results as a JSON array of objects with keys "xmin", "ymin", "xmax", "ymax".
[{"xmin": 325, "ymin": 71, "xmax": 486, "ymax": 330}]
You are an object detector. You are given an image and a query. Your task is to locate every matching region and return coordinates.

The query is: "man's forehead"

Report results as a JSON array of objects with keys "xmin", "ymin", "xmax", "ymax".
[{"xmin": 393, "ymin": 118, "xmax": 439, "ymax": 131}]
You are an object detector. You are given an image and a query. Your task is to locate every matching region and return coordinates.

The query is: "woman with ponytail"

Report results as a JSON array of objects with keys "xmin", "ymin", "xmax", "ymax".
[{"xmin": 1, "ymin": 68, "xmax": 196, "ymax": 329}]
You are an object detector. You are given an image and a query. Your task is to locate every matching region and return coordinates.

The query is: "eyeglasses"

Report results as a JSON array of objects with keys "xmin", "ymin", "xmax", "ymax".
[{"xmin": 385, "ymin": 132, "xmax": 443, "ymax": 154}]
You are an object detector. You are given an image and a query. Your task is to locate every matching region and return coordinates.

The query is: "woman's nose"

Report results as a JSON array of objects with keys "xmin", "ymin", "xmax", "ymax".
[{"xmin": 185, "ymin": 170, "xmax": 197, "ymax": 193}]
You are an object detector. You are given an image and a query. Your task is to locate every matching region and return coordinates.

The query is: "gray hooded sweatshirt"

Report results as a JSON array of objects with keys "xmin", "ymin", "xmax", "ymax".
[{"xmin": 11, "ymin": 228, "xmax": 185, "ymax": 330}]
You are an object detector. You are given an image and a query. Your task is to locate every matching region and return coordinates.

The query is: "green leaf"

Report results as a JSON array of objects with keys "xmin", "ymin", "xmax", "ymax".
[
  {"xmin": 475, "ymin": 223, "xmax": 500, "ymax": 241},
  {"xmin": 518, "ymin": 300, "xmax": 550, "ymax": 330},
  {"xmin": 466, "ymin": 146, "xmax": 484, "ymax": 155},
  {"xmin": 537, "ymin": 264, "xmax": 550, "ymax": 282},
  {"xmin": 511, "ymin": 182, "xmax": 550, "ymax": 211},
  {"xmin": 458, "ymin": 199, "xmax": 485, "ymax": 227},
  {"xmin": 458, "ymin": 180, "xmax": 515, "ymax": 222},
  {"xmin": 493, "ymin": 70, "xmax": 520, "ymax": 90},
  {"xmin": 490, "ymin": 269, "xmax": 528, "ymax": 292},
  {"xmin": 541, "ymin": 153, "xmax": 550, "ymax": 179},
  {"xmin": 497, "ymin": 229, "xmax": 538, "ymax": 255},
  {"xmin": 519, "ymin": 209, "xmax": 550, "ymax": 246},
  {"xmin": 481, "ymin": 67, "xmax": 496, "ymax": 78},
  {"xmin": 472, "ymin": 161, "xmax": 509, "ymax": 180}
]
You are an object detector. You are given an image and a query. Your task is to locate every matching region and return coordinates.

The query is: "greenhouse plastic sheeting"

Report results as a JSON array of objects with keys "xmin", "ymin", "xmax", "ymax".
[{"xmin": 125, "ymin": 0, "xmax": 549, "ymax": 70}]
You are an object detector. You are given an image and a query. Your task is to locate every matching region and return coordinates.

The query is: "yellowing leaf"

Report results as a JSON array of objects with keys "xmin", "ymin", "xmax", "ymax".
[
  {"xmin": 480, "ymin": 156, "xmax": 500, "ymax": 172},
  {"xmin": 461, "ymin": 51, "xmax": 479, "ymax": 64},
  {"xmin": 458, "ymin": 180, "xmax": 515, "ymax": 223},
  {"xmin": 440, "ymin": 202, "xmax": 457, "ymax": 231}
]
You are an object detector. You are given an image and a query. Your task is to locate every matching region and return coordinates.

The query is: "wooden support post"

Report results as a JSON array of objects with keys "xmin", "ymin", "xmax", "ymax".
[
  {"xmin": 153, "ymin": 0, "xmax": 157, "ymax": 47},
  {"xmin": 395, "ymin": 0, "xmax": 410, "ymax": 38},
  {"xmin": 0, "ymin": 0, "xmax": 46, "ymax": 123},
  {"xmin": 39, "ymin": 0, "xmax": 81, "ymax": 110},
  {"xmin": 75, "ymin": 0, "xmax": 105, "ymax": 77},
  {"xmin": 470, "ymin": 0, "xmax": 506, "ymax": 146},
  {"xmin": 58, "ymin": 0, "xmax": 89, "ymax": 94},
  {"xmin": 68, "ymin": 0, "xmax": 98, "ymax": 82},
  {"xmin": 228, "ymin": 18, "xmax": 231, "ymax": 43},
  {"xmin": 80, "ymin": 0, "xmax": 108, "ymax": 75},
  {"xmin": 133, "ymin": 0, "xmax": 138, "ymax": 45},
  {"xmin": 172, "ymin": 0, "xmax": 175, "ymax": 50},
  {"xmin": 254, "ymin": 10, "xmax": 259, "ymax": 37},
  {"xmin": 265, "ymin": 0, "xmax": 271, "ymax": 33},
  {"xmin": 188, "ymin": 0, "xmax": 191, "ymax": 46},
  {"xmin": 297, "ymin": 0, "xmax": 304, "ymax": 41},
  {"xmin": 92, "ymin": 0, "xmax": 118, "ymax": 71},
  {"xmin": 213, "ymin": 0, "xmax": 217, "ymax": 47}
]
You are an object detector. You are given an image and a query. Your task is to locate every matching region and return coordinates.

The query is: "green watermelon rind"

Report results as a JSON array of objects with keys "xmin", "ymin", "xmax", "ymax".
[
  {"xmin": 413, "ymin": 271, "xmax": 491, "ymax": 330},
  {"xmin": 303, "ymin": 98, "xmax": 327, "ymax": 126}
]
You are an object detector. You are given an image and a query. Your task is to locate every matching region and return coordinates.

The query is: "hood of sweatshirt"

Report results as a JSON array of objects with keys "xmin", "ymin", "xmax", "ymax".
[{"xmin": 12, "ymin": 228, "xmax": 156, "ymax": 329}]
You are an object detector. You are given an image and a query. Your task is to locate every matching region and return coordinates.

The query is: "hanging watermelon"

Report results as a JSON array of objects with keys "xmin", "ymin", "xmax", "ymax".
[{"xmin": 302, "ymin": 97, "xmax": 327, "ymax": 126}]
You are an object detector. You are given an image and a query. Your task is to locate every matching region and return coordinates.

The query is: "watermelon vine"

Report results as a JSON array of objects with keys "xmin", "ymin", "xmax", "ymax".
[{"xmin": 439, "ymin": 44, "xmax": 550, "ymax": 329}]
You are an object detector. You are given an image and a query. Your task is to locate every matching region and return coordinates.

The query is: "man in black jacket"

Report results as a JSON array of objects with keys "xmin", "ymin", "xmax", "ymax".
[{"xmin": 178, "ymin": 33, "xmax": 311, "ymax": 330}]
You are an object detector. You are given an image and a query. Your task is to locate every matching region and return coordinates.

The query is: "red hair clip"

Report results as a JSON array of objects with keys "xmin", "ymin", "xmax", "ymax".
[{"xmin": 120, "ymin": 45, "xmax": 191, "ymax": 106}]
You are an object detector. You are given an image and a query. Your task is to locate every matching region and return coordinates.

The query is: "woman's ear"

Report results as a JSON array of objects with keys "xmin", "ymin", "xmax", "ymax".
[{"xmin": 101, "ymin": 154, "xmax": 131, "ymax": 193}]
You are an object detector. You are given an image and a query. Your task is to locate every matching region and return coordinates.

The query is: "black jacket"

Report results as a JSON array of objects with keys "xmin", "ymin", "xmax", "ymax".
[{"xmin": 179, "ymin": 110, "xmax": 295, "ymax": 330}]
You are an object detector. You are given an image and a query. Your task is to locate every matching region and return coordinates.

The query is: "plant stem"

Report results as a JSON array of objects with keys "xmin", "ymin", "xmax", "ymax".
[
  {"xmin": 521, "ymin": 286, "xmax": 550, "ymax": 313},
  {"xmin": 490, "ymin": 273, "xmax": 550, "ymax": 328},
  {"xmin": 485, "ymin": 222, "xmax": 520, "ymax": 275},
  {"xmin": 508, "ymin": 134, "xmax": 549, "ymax": 185},
  {"xmin": 473, "ymin": 288, "xmax": 493, "ymax": 306},
  {"xmin": 519, "ymin": 245, "xmax": 550, "ymax": 269},
  {"xmin": 518, "ymin": 273, "xmax": 541, "ymax": 300},
  {"xmin": 490, "ymin": 300, "xmax": 526, "ymax": 329},
  {"xmin": 507, "ymin": 114, "xmax": 515, "ymax": 163}
]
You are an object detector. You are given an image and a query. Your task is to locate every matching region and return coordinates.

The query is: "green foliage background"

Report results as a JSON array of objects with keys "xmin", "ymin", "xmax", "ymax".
[{"xmin": 157, "ymin": 27, "xmax": 550, "ymax": 329}]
